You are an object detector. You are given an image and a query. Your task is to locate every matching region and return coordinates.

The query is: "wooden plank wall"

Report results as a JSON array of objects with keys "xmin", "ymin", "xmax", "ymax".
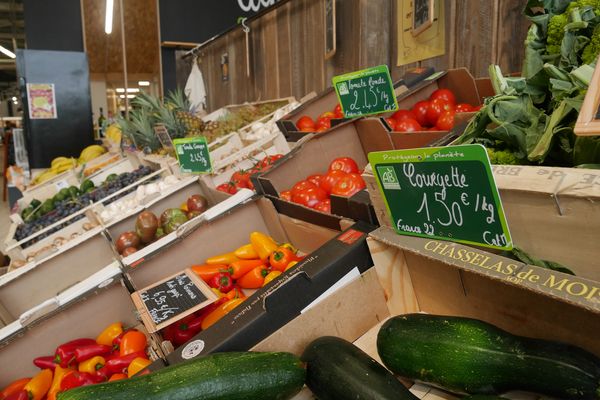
[{"xmin": 181, "ymin": 0, "xmax": 530, "ymax": 112}]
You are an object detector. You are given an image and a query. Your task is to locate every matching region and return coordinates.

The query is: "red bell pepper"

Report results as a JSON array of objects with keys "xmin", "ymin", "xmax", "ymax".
[
  {"xmin": 74, "ymin": 344, "xmax": 112, "ymax": 363},
  {"xmin": 112, "ymin": 329, "xmax": 137, "ymax": 352},
  {"xmin": 59, "ymin": 372, "xmax": 103, "ymax": 391},
  {"xmin": 3, "ymin": 390, "xmax": 28, "ymax": 400},
  {"xmin": 161, "ymin": 314, "xmax": 204, "ymax": 347},
  {"xmin": 208, "ymin": 272, "xmax": 234, "ymax": 293},
  {"xmin": 103, "ymin": 351, "xmax": 147, "ymax": 375},
  {"xmin": 54, "ymin": 338, "xmax": 96, "ymax": 367},
  {"xmin": 33, "ymin": 356, "xmax": 57, "ymax": 370}
]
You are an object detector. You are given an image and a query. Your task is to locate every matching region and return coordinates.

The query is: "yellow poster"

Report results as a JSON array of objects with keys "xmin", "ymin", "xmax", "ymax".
[
  {"xmin": 397, "ymin": 0, "xmax": 445, "ymax": 66},
  {"xmin": 27, "ymin": 83, "xmax": 57, "ymax": 119}
]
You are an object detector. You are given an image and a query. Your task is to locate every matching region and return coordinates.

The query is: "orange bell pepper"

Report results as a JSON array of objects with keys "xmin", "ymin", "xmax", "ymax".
[
  {"xmin": 230, "ymin": 259, "xmax": 265, "ymax": 279},
  {"xmin": 127, "ymin": 357, "xmax": 152, "ymax": 378},
  {"xmin": 1, "ymin": 378, "xmax": 31, "ymax": 399},
  {"xmin": 225, "ymin": 287, "xmax": 246, "ymax": 300},
  {"xmin": 269, "ymin": 247, "xmax": 297, "ymax": 272},
  {"xmin": 191, "ymin": 264, "xmax": 231, "ymax": 282},
  {"xmin": 23, "ymin": 369, "xmax": 52, "ymax": 400},
  {"xmin": 263, "ymin": 270, "xmax": 282, "ymax": 286},
  {"xmin": 46, "ymin": 366, "xmax": 71, "ymax": 400},
  {"xmin": 285, "ymin": 260, "xmax": 299, "ymax": 271},
  {"xmin": 237, "ymin": 265, "xmax": 270, "ymax": 289},
  {"xmin": 279, "ymin": 243, "xmax": 298, "ymax": 254},
  {"xmin": 96, "ymin": 322, "xmax": 123, "ymax": 346},
  {"xmin": 233, "ymin": 244, "xmax": 259, "ymax": 259},
  {"xmin": 250, "ymin": 232, "xmax": 278, "ymax": 261},
  {"xmin": 201, "ymin": 298, "xmax": 245, "ymax": 330},
  {"xmin": 108, "ymin": 373, "xmax": 127, "ymax": 382},
  {"xmin": 205, "ymin": 252, "xmax": 239, "ymax": 265},
  {"xmin": 119, "ymin": 331, "xmax": 147, "ymax": 357},
  {"xmin": 78, "ymin": 356, "xmax": 105, "ymax": 374}
]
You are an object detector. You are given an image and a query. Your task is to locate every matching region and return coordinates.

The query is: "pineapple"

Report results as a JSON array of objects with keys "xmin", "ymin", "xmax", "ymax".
[
  {"xmin": 117, "ymin": 108, "xmax": 161, "ymax": 153},
  {"xmin": 167, "ymin": 89, "xmax": 205, "ymax": 136}
]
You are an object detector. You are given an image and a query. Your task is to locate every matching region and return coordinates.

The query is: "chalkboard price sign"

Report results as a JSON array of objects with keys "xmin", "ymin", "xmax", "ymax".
[
  {"xmin": 132, "ymin": 269, "xmax": 218, "ymax": 332},
  {"xmin": 173, "ymin": 137, "xmax": 212, "ymax": 174},
  {"xmin": 369, "ymin": 145, "xmax": 512, "ymax": 250},
  {"xmin": 332, "ymin": 65, "xmax": 399, "ymax": 118},
  {"xmin": 412, "ymin": 0, "xmax": 434, "ymax": 36}
]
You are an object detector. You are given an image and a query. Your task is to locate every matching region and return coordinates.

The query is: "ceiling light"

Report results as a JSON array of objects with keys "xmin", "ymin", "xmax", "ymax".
[
  {"xmin": 127, "ymin": 88, "xmax": 139, "ymax": 93},
  {"xmin": 127, "ymin": 94, "xmax": 136, "ymax": 99},
  {"xmin": 11, "ymin": 96, "xmax": 16, "ymax": 101},
  {"xmin": 0, "ymin": 45, "xmax": 15, "ymax": 59},
  {"xmin": 119, "ymin": 95, "xmax": 125, "ymax": 99},
  {"xmin": 12, "ymin": 101, "xmax": 17, "ymax": 105},
  {"xmin": 116, "ymin": 88, "xmax": 125, "ymax": 93},
  {"xmin": 138, "ymin": 81, "xmax": 150, "ymax": 86},
  {"xmin": 105, "ymin": 0, "xmax": 114, "ymax": 34}
]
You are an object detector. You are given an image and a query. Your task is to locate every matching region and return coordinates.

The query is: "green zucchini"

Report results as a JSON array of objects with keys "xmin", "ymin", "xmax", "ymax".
[
  {"xmin": 377, "ymin": 314, "xmax": 600, "ymax": 399},
  {"xmin": 57, "ymin": 352, "xmax": 305, "ymax": 400},
  {"xmin": 301, "ymin": 336, "xmax": 418, "ymax": 400}
]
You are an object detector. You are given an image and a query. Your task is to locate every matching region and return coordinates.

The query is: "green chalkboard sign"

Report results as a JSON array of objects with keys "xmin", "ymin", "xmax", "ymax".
[
  {"xmin": 333, "ymin": 65, "xmax": 398, "ymax": 118},
  {"xmin": 173, "ymin": 137, "xmax": 212, "ymax": 174},
  {"xmin": 369, "ymin": 144, "xmax": 512, "ymax": 250}
]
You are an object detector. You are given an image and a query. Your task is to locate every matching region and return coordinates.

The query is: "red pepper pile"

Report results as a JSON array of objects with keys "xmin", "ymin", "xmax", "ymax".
[
  {"xmin": 280, "ymin": 156, "xmax": 366, "ymax": 213},
  {"xmin": 1, "ymin": 322, "xmax": 151, "ymax": 400},
  {"xmin": 216, "ymin": 154, "xmax": 284, "ymax": 194}
]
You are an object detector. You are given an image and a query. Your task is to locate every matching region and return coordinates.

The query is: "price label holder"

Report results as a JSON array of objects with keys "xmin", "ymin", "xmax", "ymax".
[
  {"xmin": 131, "ymin": 269, "xmax": 218, "ymax": 333},
  {"xmin": 368, "ymin": 144, "xmax": 513, "ymax": 250},
  {"xmin": 333, "ymin": 65, "xmax": 399, "ymax": 118},
  {"xmin": 154, "ymin": 123, "xmax": 176, "ymax": 156},
  {"xmin": 173, "ymin": 137, "xmax": 212, "ymax": 174}
]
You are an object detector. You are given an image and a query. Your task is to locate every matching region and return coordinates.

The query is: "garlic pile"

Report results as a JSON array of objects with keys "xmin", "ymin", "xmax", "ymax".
[
  {"xmin": 99, "ymin": 175, "xmax": 181, "ymax": 222},
  {"xmin": 242, "ymin": 102, "xmax": 300, "ymax": 141}
]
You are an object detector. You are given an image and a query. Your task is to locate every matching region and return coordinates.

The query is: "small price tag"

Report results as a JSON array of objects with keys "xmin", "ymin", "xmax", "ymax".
[
  {"xmin": 369, "ymin": 144, "xmax": 512, "ymax": 250},
  {"xmin": 173, "ymin": 137, "xmax": 212, "ymax": 174},
  {"xmin": 332, "ymin": 65, "xmax": 398, "ymax": 118},
  {"xmin": 54, "ymin": 179, "xmax": 70, "ymax": 191}
]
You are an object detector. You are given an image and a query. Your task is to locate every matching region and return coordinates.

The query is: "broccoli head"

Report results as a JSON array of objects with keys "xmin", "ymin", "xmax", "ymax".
[
  {"xmin": 566, "ymin": 0, "xmax": 600, "ymax": 15},
  {"xmin": 582, "ymin": 24, "xmax": 600, "ymax": 64},
  {"xmin": 487, "ymin": 148, "xmax": 521, "ymax": 165},
  {"xmin": 547, "ymin": 13, "xmax": 569, "ymax": 55}
]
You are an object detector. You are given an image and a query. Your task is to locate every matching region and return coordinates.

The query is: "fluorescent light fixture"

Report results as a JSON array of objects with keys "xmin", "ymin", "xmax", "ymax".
[
  {"xmin": 127, "ymin": 94, "xmax": 136, "ymax": 99},
  {"xmin": 0, "ymin": 45, "xmax": 15, "ymax": 59},
  {"xmin": 105, "ymin": 0, "xmax": 114, "ymax": 34},
  {"xmin": 138, "ymin": 81, "xmax": 150, "ymax": 86},
  {"xmin": 11, "ymin": 96, "xmax": 16, "ymax": 101},
  {"xmin": 119, "ymin": 95, "xmax": 125, "ymax": 99},
  {"xmin": 127, "ymin": 88, "xmax": 139, "ymax": 93},
  {"xmin": 116, "ymin": 88, "xmax": 125, "ymax": 93},
  {"xmin": 12, "ymin": 101, "xmax": 17, "ymax": 105}
]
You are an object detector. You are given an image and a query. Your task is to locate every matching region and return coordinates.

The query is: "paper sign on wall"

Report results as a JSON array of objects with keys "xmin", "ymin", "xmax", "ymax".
[
  {"xmin": 369, "ymin": 144, "xmax": 512, "ymax": 250},
  {"xmin": 27, "ymin": 83, "xmax": 57, "ymax": 119}
]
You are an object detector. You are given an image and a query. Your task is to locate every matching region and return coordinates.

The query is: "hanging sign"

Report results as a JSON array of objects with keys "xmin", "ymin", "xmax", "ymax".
[
  {"xmin": 173, "ymin": 137, "xmax": 212, "ymax": 174},
  {"xmin": 368, "ymin": 144, "xmax": 512, "ymax": 250},
  {"xmin": 131, "ymin": 269, "xmax": 218, "ymax": 332},
  {"xmin": 332, "ymin": 65, "xmax": 398, "ymax": 118}
]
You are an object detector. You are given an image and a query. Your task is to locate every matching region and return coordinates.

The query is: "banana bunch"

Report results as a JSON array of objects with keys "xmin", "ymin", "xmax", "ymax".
[
  {"xmin": 105, "ymin": 124, "xmax": 122, "ymax": 144},
  {"xmin": 79, "ymin": 145, "xmax": 107, "ymax": 164},
  {"xmin": 31, "ymin": 169, "xmax": 58, "ymax": 185},
  {"xmin": 51, "ymin": 157, "xmax": 78, "ymax": 173}
]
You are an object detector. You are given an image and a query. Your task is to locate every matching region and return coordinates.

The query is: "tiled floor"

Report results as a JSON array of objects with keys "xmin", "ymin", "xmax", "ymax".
[{"xmin": 0, "ymin": 147, "xmax": 12, "ymax": 252}]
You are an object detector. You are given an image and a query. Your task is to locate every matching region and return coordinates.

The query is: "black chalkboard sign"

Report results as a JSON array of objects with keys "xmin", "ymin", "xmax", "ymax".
[
  {"xmin": 324, "ymin": 0, "xmax": 336, "ymax": 59},
  {"xmin": 132, "ymin": 269, "xmax": 218, "ymax": 332},
  {"xmin": 412, "ymin": 0, "xmax": 434, "ymax": 36}
]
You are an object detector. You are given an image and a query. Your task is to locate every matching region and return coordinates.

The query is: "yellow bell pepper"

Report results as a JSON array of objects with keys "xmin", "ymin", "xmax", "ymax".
[
  {"xmin": 250, "ymin": 232, "xmax": 278, "ymax": 261},
  {"xmin": 46, "ymin": 366, "xmax": 71, "ymax": 400},
  {"xmin": 234, "ymin": 244, "xmax": 259, "ymax": 260},
  {"xmin": 127, "ymin": 357, "xmax": 152, "ymax": 377},
  {"xmin": 78, "ymin": 356, "xmax": 106, "ymax": 374},
  {"xmin": 23, "ymin": 369, "xmax": 52, "ymax": 400},
  {"xmin": 285, "ymin": 260, "xmax": 299, "ymax": 271},
  {"xmin": 279, "ymin": 243, "xmax": 298, "ymax": 254},
  {"xmin": 263, "ymin": 270, "xmax": 282, "ymax": 286},
  {"xmin": 206, "ymin": 252, "xmax": 240, "ymax": 265},
  {"xmin": 96, "ymin": 322, "xmax": 123, "ymax": 346}
]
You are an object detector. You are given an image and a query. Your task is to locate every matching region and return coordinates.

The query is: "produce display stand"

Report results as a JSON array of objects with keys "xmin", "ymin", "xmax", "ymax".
[{"xmin": 0, "ymin": 263, "xmax": 165, "ymax": 386}]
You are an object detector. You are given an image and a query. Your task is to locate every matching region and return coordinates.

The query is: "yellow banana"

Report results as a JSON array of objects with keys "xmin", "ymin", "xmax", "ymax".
[{"xmin": 51, "ymin": 157, "xmax": 69, "ymax": 170}]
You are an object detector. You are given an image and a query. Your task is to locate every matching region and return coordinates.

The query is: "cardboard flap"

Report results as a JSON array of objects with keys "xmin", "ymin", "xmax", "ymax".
[{"xmin": 354, "ymin": 118, "xmax": 394, "ymax": 154}]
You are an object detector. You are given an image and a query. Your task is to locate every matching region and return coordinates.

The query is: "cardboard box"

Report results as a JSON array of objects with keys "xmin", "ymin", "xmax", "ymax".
[
  {"xmin": 165, "ymin": 220, "xmax": 376, "ymax": 364},
  {"xmin": 0, "ymin": 264, "xmax": 165, "ymax": 386},
  {"xmin": 363, "ymin": 162, "xmax": 600, "ymax": 282},
  {"xmin": 276, "ymin": 67, "xmax": 437, "ymax": 142}
]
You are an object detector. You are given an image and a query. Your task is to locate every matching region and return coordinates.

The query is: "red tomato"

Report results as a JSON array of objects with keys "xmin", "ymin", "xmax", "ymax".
[
  {"xmin": 425, "ymin": 98, "xmax": 453, "ymax": 127},
  {"xmin": 231, "ymin": 177, "xmax": 248, "ymax": 190},
  {"xmin": 455, "ymin": 103, "xmax": 474, "ymax": 113},
  {"xmin": 296, "ymin": 116, "xmax": 316, "ymax": 130},
  {"xmin": 216, "ymin": 182, "xmax": 237, "ymax": 194},
  {"xmin": 319, "ymin": 111, "xmax": 336, "ymax": 120},
  {"xmin": 333, "ymin": 104, "xmax": 344, "ymax": 118},
  {"xmin": 316, "ymin": 117, "xmax": 331, "ymax": 130},
  {"xmin": 320, "ymin": 170, "xmax": 347, "ymax": 194},
  {"xmin": 291, "ymin": 180, "xmax": 317, "ymax": 196},
  {"xmin": 391, "ymin": 109, "xmax": 416, "ymax": 122},
  {"xmin": 329, "ymin": 157, "xmax": 359, "ymax": 174},
  {"xmin": 316, "ymin": 126, "xmax": 328, "ymax": 133},
  {"xmin": 473, "ymin": 105, "xmax": 483, "ymax": 111},
  {"xmin": 280, "ymin": 190, "xmax": 292, "ymax": 201},
  {"xmin": 331, "ymin": 173, "xmax": 366, "ymax": 197},
  {"xmin": 411, "ymin": 101, "xmax": 430, "ymax": 127},
  {"xmin": 307, "ymin": 174, "xmax": 323, "ymax": 187},
  {"xmin": 300, "ymin": 126, "xmax": 315, "ymax": 133},
  {"xmin": 314, "ymin": 199, "xmax": 331, "ymax": 213},
  {"xmin": 385, "ymin": 118, "xmax": 397, "ymax": 130},
  {"xmin": 231, "ymin": 170, "xmax": 250, "ymax": 184},
  {"xmin": 395, "ymin": 118, "xmax": 422, "ymax": 133},
  {"xmin": 436, "ymin": 110, "xmax": 456, "ymax": 131},
  {"xmin": 292, "ymin": 186, "xmax": 328, "ymax": 208},
  {"xmin": 429, "ymin": 88, "xmax": 456, "ymax": 105}
]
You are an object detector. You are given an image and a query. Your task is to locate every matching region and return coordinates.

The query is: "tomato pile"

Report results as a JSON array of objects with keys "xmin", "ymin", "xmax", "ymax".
[
  {"xmin": 0, "ymin": 323, "xmax": 150, "ymax": 400},
  {"xmin": 280, "ymin": 157, "xmax": 366, "ymax": 214},
  {"xmin": 161, "ymin": 232, "xmax": 303, "ymax": 347},
  {"xmin": 216, "ymin": 154, "xmax": 284, "ymax": 194},
  {"xmin": 295, "ymin": 104, "xmax": 344, "ymax": 133},
  {"xmin": 384, "ymin": 88, "xmax": 481, "ymax": 133}
]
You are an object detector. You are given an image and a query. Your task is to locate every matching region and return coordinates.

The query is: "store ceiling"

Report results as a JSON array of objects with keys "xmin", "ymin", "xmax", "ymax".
[{"xmin": 0, "ymin": 0, "xmax": 24, "ymax": 95}]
